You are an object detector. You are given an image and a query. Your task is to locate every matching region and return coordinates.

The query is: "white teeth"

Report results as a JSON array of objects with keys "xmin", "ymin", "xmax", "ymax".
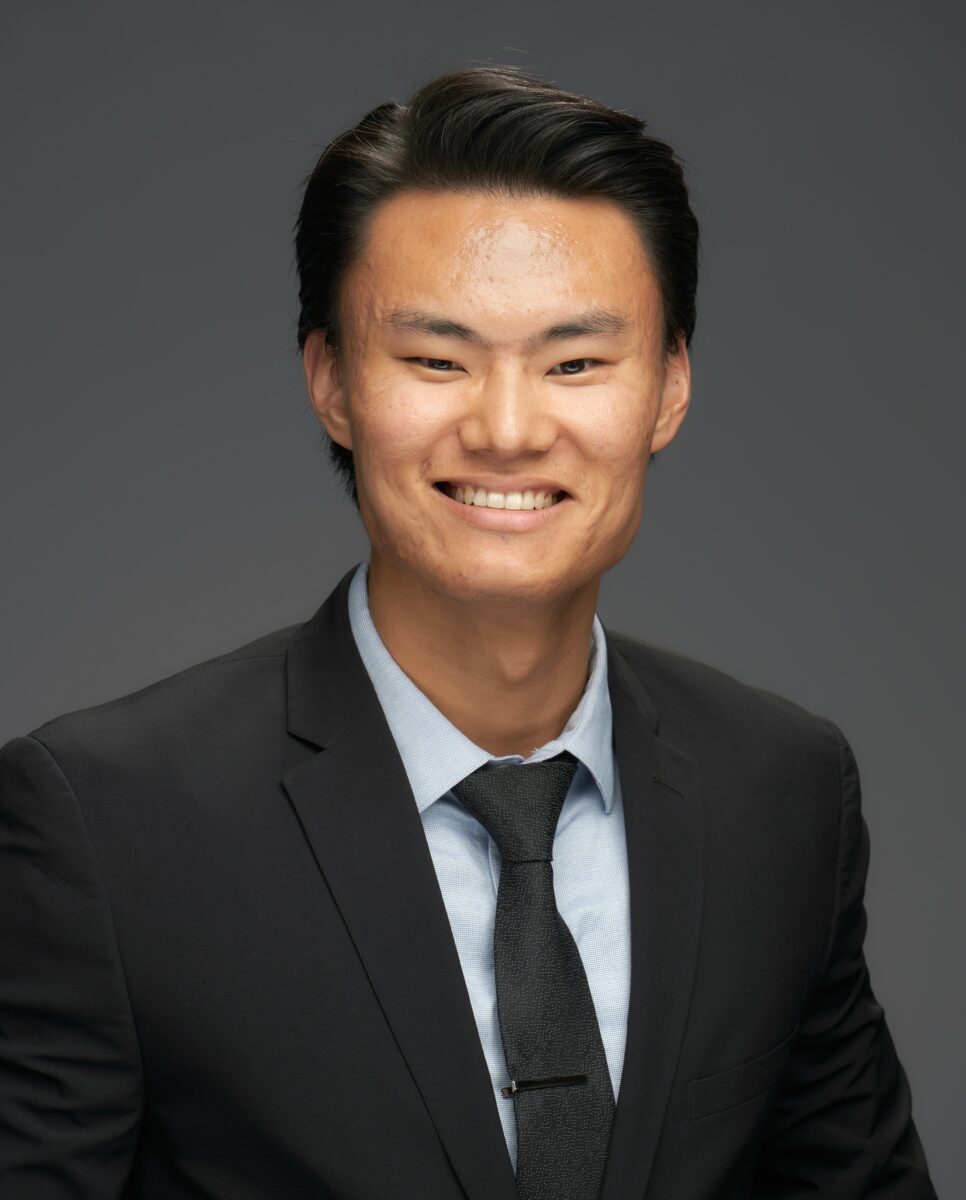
[{"xmin": 443, "ymin": 483, "xmax": 561, "ymax": 509}]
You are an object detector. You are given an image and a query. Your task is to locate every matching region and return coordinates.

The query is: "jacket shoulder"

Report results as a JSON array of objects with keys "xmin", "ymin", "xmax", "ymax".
[
  {"xmin": 607, "ymin": 629, "xmax": 845, "ymax": 757},
  {"xmin": 20, "ymin": 621, "xmax": 303, "ymax": 768}
]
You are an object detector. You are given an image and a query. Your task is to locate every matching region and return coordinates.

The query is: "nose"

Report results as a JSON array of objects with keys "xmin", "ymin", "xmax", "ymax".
[{"xmin": 457, "ymin": 367, "xmax": 558, "ymax": 459}]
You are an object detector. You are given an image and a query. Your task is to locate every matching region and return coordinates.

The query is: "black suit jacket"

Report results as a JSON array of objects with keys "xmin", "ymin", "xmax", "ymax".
[{"xmin": 0, "ymin": 565, "xmax": 937, "ymax": 1198}]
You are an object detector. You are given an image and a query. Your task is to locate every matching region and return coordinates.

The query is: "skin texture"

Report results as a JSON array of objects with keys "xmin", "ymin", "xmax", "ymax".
[{"xmin": 303, "ymin": 189, "xmax": 691, "ymax": 756}]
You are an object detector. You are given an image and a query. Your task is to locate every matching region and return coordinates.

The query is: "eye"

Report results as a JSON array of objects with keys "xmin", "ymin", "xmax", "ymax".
[
  {"xmin": 409, "ymin": 357, "xmax": 464, "ymax": 372},
  {"xmin": 549, "ymin": 358, "xmax": 601, "ymax": 376}
]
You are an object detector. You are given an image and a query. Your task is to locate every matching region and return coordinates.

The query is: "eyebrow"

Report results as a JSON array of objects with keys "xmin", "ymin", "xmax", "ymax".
[{"xmin": 383, "ymin": 306, "xmax": 629, "ymax": 350}]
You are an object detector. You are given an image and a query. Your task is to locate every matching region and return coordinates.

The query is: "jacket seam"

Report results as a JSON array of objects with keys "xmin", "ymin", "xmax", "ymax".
[
  {"xmin": 815, "ymin": 718, "xmax": 849, "ymax": 987},
  {"xmin": 27, "ymin": 734, "xmax": 147, "ymax": 1102}
]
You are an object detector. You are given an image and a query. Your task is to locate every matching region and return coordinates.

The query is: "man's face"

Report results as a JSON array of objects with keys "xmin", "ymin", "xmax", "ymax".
[{"xmin": 304, "ymin": 189, "xmax": 690, "ymax": 606}]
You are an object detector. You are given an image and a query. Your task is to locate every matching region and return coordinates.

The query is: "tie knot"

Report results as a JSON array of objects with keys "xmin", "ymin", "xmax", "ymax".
[{"xmin": 451, "ymin": 751, "xmax": 579, "ymax": 863}]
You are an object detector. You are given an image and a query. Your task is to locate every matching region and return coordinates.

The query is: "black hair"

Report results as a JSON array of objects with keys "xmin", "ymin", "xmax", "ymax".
[{"xmin": 294, "ymin": 64, "xmax": 699, "ymax": 506}]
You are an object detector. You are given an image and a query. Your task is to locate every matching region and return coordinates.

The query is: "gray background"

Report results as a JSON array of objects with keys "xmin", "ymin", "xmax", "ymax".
[{"xmin": 1, "ymin": 2, "xmax": 961, "ymax": 1190}]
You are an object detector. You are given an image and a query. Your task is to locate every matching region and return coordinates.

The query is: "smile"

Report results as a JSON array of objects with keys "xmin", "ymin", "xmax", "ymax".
[{"xmin": 435, "ymin": 482, "xmax": 565, "ymax": 510}]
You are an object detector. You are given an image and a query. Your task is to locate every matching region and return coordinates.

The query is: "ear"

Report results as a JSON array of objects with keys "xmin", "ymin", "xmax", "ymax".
[
  {"xmin": 303, "ymin": 330, "xmax": 353, "ymax": 450},
  {"xmin": 650, "ymin": 332, "xmax": 691, "ymax": 454}
]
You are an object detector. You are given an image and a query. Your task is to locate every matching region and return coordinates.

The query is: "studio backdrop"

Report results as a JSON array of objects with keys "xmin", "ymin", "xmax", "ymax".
[{"xmin": 1, "ymin": 4, "xmax": 961, "ymax": 1194}]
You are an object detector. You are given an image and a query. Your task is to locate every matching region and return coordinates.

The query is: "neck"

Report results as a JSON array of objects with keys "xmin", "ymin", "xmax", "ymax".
[{"xmin": 366, "ymin": 555, "xmax": 600, "ymax": 758}]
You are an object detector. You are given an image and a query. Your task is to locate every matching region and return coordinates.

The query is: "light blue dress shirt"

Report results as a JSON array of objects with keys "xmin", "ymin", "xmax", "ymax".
[{"xmin": 346, "ymin": 561, "xmax": 630, "ymax": 1167}]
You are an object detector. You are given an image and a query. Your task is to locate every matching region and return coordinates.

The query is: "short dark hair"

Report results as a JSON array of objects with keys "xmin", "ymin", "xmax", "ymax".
[{"xmin": 294, "ymin": 64, "xmax": 699, "ymax": 506}]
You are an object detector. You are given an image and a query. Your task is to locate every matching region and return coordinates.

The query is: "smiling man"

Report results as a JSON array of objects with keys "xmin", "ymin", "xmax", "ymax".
[
  {"xmin": 0, "ymin": 65, "xmax": 937, "ymax": 1200},
  {"xmin": 302, "ymin": 186, "xmax": 687, "ymax": 763}
]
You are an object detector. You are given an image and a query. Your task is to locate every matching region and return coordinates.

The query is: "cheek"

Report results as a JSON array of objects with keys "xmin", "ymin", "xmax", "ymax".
[
  {"xmin": 353, "ymin": 376, "xmax": 446, "ymax": 478},
  {"xmin": 573, "ymin": 388, "xmax": 654, "ymax": 487}
]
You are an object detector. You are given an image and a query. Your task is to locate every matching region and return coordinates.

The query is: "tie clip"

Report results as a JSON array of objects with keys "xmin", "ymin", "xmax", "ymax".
[{"xmin": 501, "ymin": 1073, "xmax": 588, "ymax": 1098}]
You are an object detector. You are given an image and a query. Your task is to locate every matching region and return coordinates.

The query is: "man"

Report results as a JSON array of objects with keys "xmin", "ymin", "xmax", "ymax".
[{"xmin": 0, "ymin": 64, "xmax": 937, "ymax": 1199}]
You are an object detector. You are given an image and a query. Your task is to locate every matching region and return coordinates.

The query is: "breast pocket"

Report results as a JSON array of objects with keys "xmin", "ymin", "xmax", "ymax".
[{"xmin": 687, "ymin": 1022, "xmax": 800, "ymax": 1120}]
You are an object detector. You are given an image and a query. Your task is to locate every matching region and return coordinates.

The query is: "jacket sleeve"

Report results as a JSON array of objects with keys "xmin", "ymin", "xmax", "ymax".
[
  {"xmin": 0, "ymin": 734, "xmax": 143, "ymax": 1197},
  {"xmin": 752, "ymin": 724, "xmax": 937, "ymax": 1198}
]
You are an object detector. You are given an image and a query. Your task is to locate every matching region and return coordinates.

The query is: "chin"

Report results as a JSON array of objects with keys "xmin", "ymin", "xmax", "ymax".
[{"xmin": 428, "ymin": 554, "xmax": 594, "ymax": 607}]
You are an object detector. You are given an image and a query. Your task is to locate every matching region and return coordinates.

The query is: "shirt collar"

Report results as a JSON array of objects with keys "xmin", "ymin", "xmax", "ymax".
[{"xmin": 347, "ymin": 561, "xmax": 615, "ymax": 815}]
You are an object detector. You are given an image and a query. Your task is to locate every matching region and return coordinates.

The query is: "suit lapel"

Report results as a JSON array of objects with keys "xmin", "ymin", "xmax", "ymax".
[
  {"xmin": 599, "ymin": 634, "xmax": 706, "ymax": 1200},
  {"xmin": 281, "ymin": 568, "xmax": 517, "ymax": 1200},
  {"xmin": 281, "ymin": 571, "xmax": 705, "ymax": 1200}
]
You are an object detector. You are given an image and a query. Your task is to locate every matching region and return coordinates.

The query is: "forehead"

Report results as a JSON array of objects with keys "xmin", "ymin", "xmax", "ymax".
[{"xmin": 341, "ymin": 189, "xmax": 660, "ymax": 343}]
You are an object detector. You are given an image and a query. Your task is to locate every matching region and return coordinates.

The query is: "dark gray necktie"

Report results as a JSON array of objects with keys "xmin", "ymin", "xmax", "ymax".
[{"xmin": 452, "ymin": 751, "xmax": 615, "ymax": 1200}]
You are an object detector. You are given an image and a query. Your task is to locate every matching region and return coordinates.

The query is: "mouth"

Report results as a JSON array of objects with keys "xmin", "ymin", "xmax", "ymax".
[{"xmin": 433, "ymin": 481, "xmax": 567, "ymax": 511}]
